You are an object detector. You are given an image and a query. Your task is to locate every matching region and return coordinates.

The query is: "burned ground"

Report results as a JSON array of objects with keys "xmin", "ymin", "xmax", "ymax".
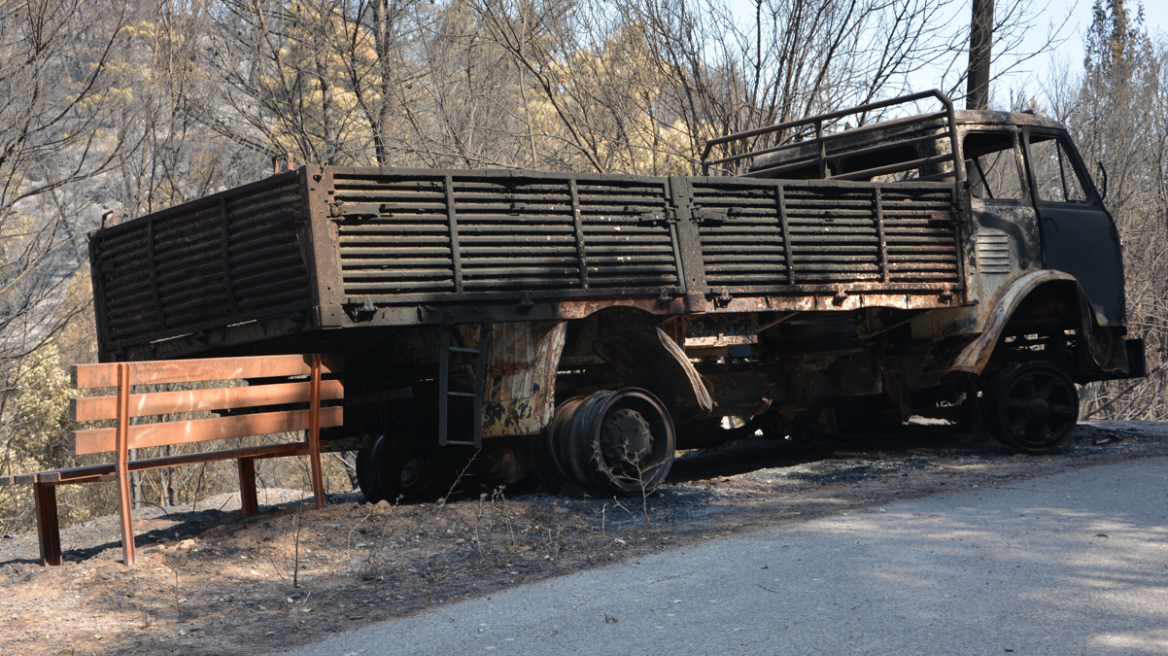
[{"xmin": 0, "ymin": 420, "xmax": 1163, "ymax": 656}]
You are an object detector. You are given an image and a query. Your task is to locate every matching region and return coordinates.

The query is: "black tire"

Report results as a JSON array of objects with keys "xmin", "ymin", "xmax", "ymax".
[
  {"xmin": 982, "ymin": 361, "xmax": 1079, "ymax": 452},
  {"xmin": 374, "ymin": 436, "xmax": 447, "ymax": 501},
  {"xmin": 355, "ymin": 440, "xmax": 387, "ymax": 504},
  {"xmin": 531, "ymin": 425, "xmax": 573, "ymax": 492},
  {"xmin": 553, "ymin": 388, "xmax": 676, "ymax": 497}
]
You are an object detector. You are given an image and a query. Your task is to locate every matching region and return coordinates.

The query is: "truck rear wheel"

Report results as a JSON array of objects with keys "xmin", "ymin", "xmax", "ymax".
[
  {"xmin": 371, "ymin": 435, "xmax": 450, "ymax": 501},
  {"xmin": 982, "ymin": 361, "xmax": 1079, "ymax": 452},
  {"xmin": 543, "ymin": 388, "xmax": 676, "ymax": 496},
  {"xmin": 356, "ymin": 443, "xmax": 386, "ymax": 504}
]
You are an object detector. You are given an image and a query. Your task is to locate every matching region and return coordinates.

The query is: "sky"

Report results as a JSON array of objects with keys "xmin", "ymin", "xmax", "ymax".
[
  {"xmin": 1014, "ymin": 0, "xmax": 1167, "ymax": 84},
  {"xmin": 724, "ymin": 0, "xmax": 1168, "ymax": 106}
]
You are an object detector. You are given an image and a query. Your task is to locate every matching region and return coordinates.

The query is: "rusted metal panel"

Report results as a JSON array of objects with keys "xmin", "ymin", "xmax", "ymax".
[
  {"xmin": 305, "ymin": 166, "xmax": 345, "ymax": 327},
  {"xmin": 92, "ymin": 160, "xmax": 973, "ymax": 362},
  {"xmin": 593, "ymin": 328, "xmax": 714, "ymax": 417},
  {"xmin": 684, "ymin": 313, "xmax": 759, "ymax": 348},
  {"xmin": 689, "ymin": 178, "xmax": 963, "ymax": 295},
  {"xmin": 702, "ymin": 372, "xmax": 772, "ymax": 416},
  {"xmin": 945, "ymin": 270, "xmax": 1077, "ymax": 374},
  {"xmin": 91, "ymin": 171, "xmax": 316, "ymax": 357},
  {"xmin": 669, "ymin": 176, "xmax": 707, "ymax": 294},
  {"xmin": 330, "ymin": 171, "xmax": 680, "ymax": 304},
  {"xmin": 218, "ymin": 198, "xmax": 242, "ymax": 316},
  {"xmin": 552, "ymin": 287, "xmax": 961, "ymax": 321},
  {"xmin": 480, "ymin": 322, "xmax": 568, "ymax": 438}
]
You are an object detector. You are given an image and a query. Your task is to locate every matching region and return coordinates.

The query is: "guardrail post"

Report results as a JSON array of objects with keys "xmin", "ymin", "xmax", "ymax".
[
  {"xmin": 238, "ymin": 458, "xmax": 259, "ymax": 518},
  {"xmin": 115, "ymin": 363, "xmax": 136, "ymax": 566},
  {"xmin": 307, "ymin": 355, "xmax": 326, "ymax": 508},
  {"xmin": 33, "ymin": 483, "xmax": 61, "ymax": 566}
]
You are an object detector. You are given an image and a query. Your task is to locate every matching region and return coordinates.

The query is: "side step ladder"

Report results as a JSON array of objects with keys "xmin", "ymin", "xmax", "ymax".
[{"xmin": 438, "ymin": 322, "xmax": 493, "ymax": 448}]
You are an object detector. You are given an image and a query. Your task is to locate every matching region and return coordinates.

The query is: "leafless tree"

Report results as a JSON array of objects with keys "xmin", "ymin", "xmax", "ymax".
[
  {"xmin": 1039, "ymin": 1, "xmax": 1168, "ymax": 420},
  {"xmin": 0, "ymin": 0, "xmax": 130, "ymax": 364}
]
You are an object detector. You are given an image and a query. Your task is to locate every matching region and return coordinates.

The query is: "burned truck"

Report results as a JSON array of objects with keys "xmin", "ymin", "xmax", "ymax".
[{"xmin": 88, "ymin": 91, "xmax": 1145, "ymax": 500}]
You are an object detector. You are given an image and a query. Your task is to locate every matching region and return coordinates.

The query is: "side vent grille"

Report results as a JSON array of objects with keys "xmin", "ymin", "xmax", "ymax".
[{"xmin": 976, "ymin": 232, "xmax": 1011, "ymax": 274}]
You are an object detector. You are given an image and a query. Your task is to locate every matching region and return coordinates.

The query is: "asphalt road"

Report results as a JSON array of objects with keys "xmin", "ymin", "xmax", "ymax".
[{"xmin": 273, "ymin": 457, "xmax": 1168, "ymax": 656}]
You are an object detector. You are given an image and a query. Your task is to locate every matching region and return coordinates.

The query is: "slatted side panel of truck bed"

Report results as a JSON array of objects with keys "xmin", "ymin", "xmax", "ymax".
[
  {"xmin": 91, "ymin": 173, "xmax": 314, "ymax": 350},
  {"xmin": 690, "ymin": 178, "xmax": 962, "ymax": 295},
  {"xmin": 89, "ymin": 167, "xmax": 966, "ymax": 359},
  {"xmin": 329, "ymin": 171, "xmax": 683, "ymax": 304}
]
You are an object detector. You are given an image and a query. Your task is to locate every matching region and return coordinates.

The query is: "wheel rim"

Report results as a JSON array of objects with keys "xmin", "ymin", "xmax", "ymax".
[
  {"xmin": 600, "ymin": 408, "xmax": 655, "ymax": 477},
  {"xmin": 996, "ymin": 367, "xmax": 1077, "ymax": 450},
  {"xmin": 398, "ymin": 455, "xmax": 428, "ymax": 489},
  {"xmin": 554, "ymin": 388, "xmax": 676, "ymax": 496}
]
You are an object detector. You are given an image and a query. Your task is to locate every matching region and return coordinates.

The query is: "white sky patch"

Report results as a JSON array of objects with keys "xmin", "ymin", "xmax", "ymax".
[{"xmin": 724, "ymin": 0, "xmax": 1168, "ymax": 109}]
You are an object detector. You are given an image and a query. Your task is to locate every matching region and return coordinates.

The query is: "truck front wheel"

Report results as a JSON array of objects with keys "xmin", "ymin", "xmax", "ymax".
[{"xmin": 982, "ymin": 361, "xmax": 1079, "ymax": 452}]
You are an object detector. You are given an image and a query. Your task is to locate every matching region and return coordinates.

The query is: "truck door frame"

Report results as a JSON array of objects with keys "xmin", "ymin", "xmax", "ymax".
[{"xmin": 1021, "ymin": 127, "xmax": 1126, "ymax": 327}]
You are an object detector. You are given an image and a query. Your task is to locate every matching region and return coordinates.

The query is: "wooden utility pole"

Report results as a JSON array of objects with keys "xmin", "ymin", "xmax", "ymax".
[{"xmin": 967, "ymin": 0, "xmax": 994, "ymax": 110}]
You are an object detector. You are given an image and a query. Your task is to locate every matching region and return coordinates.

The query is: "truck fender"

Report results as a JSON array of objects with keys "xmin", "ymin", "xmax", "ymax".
[
  {"xmin": 945, "ymin": 269, "xmax": 1110, "ymax": 375},
  {"xmin": 592, "ymin": 328, "xmax": 715, "ymax": 418}
]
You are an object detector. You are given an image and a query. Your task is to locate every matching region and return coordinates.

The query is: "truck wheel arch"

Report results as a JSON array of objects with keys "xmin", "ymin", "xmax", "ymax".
[{"xmin": 946, "ymin": 270, "xmax": 1109, "ymax": 376}]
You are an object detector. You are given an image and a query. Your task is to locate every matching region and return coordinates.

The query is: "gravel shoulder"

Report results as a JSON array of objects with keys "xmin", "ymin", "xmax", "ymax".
[{"xmin": 1, "ymin": 420, "xmax": 1163, "ymax": 655}]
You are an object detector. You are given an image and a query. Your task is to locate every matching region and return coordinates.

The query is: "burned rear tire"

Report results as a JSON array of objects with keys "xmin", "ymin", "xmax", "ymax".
[
  {"xmin": 983, "ymin": 361, "xmax": 1079, "ymax": 452},
  {"xmin": 373, "ymin": 435, "xmax": 450, "ymax": 501},
  {"xmin": 545, "ymin": 388, "xmax": 676, "ymax": 497},
  {"xmin": 356, "ymin": 441, "xmax": 387, "ymax": 504}
]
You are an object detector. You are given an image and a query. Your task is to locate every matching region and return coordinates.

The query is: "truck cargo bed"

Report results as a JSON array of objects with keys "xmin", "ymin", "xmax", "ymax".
[{"xmin": 90, "ymin": 167, "xmax": 968, "ymax": 361}]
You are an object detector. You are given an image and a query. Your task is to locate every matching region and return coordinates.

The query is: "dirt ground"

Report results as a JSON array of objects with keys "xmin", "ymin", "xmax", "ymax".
[{"xmin": 1, "ymin": 420, "xmax": 1164, "ymax": 656}]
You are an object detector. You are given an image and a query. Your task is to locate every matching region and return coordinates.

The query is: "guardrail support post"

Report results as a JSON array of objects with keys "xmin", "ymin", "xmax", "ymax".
[
  {"xmin": 238, "ymin": 458, "xmax": 259, "ymax": 518},
  {"xmin": 115, "ymin": 362, "xmax": 136, "ymax": 566},
  {"xmin": 308, "ymin": 355, "xmax": 326, "ymax": 508},
  {"xmin": 33, "ymin": 482, "xmax": 61, "ymax": 566}
]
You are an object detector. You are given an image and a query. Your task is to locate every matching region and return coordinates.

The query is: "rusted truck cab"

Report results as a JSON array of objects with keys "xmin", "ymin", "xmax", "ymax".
[
  {"xmin": 696, "ymin": 93, "xmax": 1141, "ymax": 451},
  {"xmin": 87, "ymin": 91, "xmax": 1144, "ymax": 500},
  {"xmin": 900, "ymin": 110, "xmax": 1128, "ymax": 361}
]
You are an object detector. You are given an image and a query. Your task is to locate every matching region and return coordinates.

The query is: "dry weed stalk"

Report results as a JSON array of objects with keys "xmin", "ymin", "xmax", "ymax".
[
  {"xmin": 492, "ymin": 486, "xmax": 516, "ymax": 547},
  {"xmin": 438, "ymin": 450, "xmax": 480, "ymax": 512},
  {"xmin": 473, "ymin": 492, "xmax": 488, "ymax": 559}
]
